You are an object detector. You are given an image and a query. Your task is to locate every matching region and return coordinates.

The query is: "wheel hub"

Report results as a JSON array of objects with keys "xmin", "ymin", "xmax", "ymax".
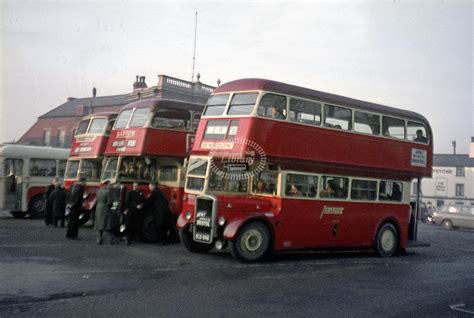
[
  {"xmin": 381, "ymin": 230, "xmax": 395, "ymax": 251},
  {"xmin": 243, "ymin": 229, "xmax": 262, "ymax": 252}
]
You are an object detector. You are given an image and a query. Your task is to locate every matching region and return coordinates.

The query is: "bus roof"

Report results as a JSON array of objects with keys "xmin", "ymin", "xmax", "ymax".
[
  {"xmin": 120, "ymin": 99, "xmax": 205, "ymax": 113},
  {"xmin": 0, "ymin": 144, "xmax": 69, "ymax": 159},
  {"xmin": 213, "ymin": 78, "xmax": 430, "ymax": 127},
  {"xmin": 81, "ymin": 111, "xmax": 118, "ymax": 120}
]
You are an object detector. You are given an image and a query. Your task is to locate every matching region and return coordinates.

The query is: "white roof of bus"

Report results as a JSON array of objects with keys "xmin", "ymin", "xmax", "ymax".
[{"xmin": 0, "ymin": 144, "xmax": 69, "ymax": 159}]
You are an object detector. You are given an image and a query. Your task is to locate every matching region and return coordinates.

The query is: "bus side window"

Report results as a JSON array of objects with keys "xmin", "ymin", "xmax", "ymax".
[
  {"xmin": 289, "ymin": 99, "xmax": 321, "ymax": 126},
  {"xmin": 407, "ymin": 121, "xmax": 428, "ymax": 143},
  {"xmin": 379, "ymin": 181, "xmax": 403, "ymax": 201},
  {"xmin": 285, "ymin": 173, "xmax": 318, "ymax": 198},
  {"xmin": 320, "ymin": 176, "xmax": 348, "ymax": 199},
  {"xmin": 382, "ymin": 116, "xmax": 405, "ymax": 140},
  {"xmin": 324, "ymin": 104, "xmax": 352, "ymax": 131},
  {"xmin": 354, "ymin": 111, "xmax": 380, "ymax": 135},
  {"xmin": 258, "ymin": 94, "xmax": 287, "ymax": 120}
]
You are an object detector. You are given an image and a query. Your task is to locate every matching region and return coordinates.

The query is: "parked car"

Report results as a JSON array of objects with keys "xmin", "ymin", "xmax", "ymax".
[{"xmin": 433, "ymin": 205, "xmax": 474, "ymax": 230}]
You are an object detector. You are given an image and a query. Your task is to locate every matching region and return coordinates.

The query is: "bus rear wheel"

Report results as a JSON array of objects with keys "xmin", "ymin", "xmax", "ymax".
[
  {"xmin": 28, "ymin": 195, "xmax": 46, "ymax": 218},
  {"xmin": 230, "ymin": 222, "xmax": 271, "ymax": 262},
  {"xmin": 375, "ymin": 223, "xmax": 398, "ymax": 257},
  {"xmin": 179, "ymin": 228, "xmax": 213, "ymax": 253}
]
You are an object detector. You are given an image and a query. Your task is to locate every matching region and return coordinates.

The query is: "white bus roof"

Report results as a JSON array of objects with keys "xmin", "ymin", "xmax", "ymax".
[{"xmin": 0, "ymin": 144, "xmax": 69, "ymax": 159}]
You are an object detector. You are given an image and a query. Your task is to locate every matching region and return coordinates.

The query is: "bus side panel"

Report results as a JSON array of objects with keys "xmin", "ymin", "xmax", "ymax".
[
  {"xmin": 274, "ymin": 199, "xmax": 410, "ymax": 250},
  {"xmin": 275, "ymin": 199, "xmax": 336, "ymax": 250},
  {"xmin": 335, "ymin": 202, "xmax": 409, "ymax": 249}
]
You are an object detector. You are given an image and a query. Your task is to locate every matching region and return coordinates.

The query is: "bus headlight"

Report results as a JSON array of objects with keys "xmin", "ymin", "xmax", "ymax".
[
  {"xmin": 218, "ymin": 216, "xmax": 226, "ymax": 226},
  {"xmin": 185, "ymin": 211, "xmax": 192, "ymax": 220}
]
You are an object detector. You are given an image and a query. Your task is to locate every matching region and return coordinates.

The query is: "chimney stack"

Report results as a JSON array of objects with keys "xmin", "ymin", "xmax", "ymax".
[{"xmin": 133, "ymin": 75, "xmax": 147, "ymax": 90}]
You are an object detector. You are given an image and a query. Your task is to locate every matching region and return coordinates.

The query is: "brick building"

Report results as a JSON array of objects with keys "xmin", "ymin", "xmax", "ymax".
[{"xmin": 17, "ymin": 74, "xmax": 215, "ymax": 148}]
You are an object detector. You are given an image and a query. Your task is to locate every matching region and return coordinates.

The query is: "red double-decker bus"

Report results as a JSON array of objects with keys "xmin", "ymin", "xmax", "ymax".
[
  {"xmin": 101, "ymin": 99, "xmax": 204, "ymax": 242},
  {"xmin": 64, "ymin": 112, "xmax": 117, "ymax": 224},
  {"xmin": 177, "ymin": 78, "xmax": 433, "ymax": 261}
]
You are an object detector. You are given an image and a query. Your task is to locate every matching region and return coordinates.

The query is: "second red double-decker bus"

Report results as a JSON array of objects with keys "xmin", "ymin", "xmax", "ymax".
[
  {"xmin": 178, "ymin": 78, "xmax": 433, "ymax": 261},
  {"xmin": 64, "ymin": 111, "xmax": 117, "ymax": 224},
  {"xmin": 101, "ymin": 99, "xmax": 204, "ymax": 242}
]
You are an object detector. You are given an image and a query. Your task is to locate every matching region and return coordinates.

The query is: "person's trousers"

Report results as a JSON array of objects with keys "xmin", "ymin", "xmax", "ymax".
[{"xmin": 66, "ymin": 211, "xmax": 80, "ymax": 238}]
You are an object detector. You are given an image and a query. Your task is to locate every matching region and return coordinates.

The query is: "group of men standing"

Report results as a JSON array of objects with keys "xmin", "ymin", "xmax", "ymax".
[
  {"xmin": 44, "ymin": 177, "xmax": 67, "ymax": 228},
  {"xmin": 44, "ymin": 177, "xmax": 173, "ymax": 245}
]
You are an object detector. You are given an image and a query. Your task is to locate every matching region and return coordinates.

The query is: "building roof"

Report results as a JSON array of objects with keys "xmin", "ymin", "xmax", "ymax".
[
  {"xmin": 433, "ymin": 154, "xmax": 474, "ymax": 167},
  {"xmin": 40, "ymin": 94, "xmax": 129, "ymax": 118}
]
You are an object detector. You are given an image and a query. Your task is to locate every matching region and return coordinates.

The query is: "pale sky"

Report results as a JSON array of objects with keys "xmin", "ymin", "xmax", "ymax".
[{"xmin": 1, "ymin": 1, "xmax": 472, "ymax": 154}]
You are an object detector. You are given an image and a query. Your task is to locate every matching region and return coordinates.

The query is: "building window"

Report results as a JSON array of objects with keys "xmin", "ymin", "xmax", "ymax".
[
  {"xmin": 43, "ymin": 129, "xmax": 51, "ymax": 146},
  {"xmin": 455, "ymin": 184, "xmax": 465, "ymax": 197},
  {"xmin": 57, "ymin": 129, "xmax": 66, "ymax": 147},
  {"xmin": 456, "ymin": 167, "xmax": 465, "ymax": 177}
]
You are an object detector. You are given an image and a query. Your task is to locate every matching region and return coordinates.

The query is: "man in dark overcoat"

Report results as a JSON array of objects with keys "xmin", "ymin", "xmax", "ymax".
[
  {"xmin": 144, "ymin": 182, "xmax": 172, "ymax": 244},
  {"xmin": 44, "ymin": 177, "xmax": 58, "ymax": 226},
  {"xmin": 66, "ymin": 177, "xmax": 86, "ymax": 239},
  {"xmin": 124, "ymin": 182, "xmax": 144, "ymax": 245},
  {"xmin": 50, "ymin": 182, "xmax": 66, "ymax": 228}
]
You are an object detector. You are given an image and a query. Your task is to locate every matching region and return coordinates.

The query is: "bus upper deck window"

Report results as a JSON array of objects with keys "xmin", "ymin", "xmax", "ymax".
[
  {"xmin": 407, "ymin": 121, "xmax": 428, "ymax": 144},
  {"xmin": 258, "ymin": 94, "xmax": 287, "ymax": 120},
  {"xmin": 227, "ymin": 93, "xmax": 258, "ymax": 116},
  {"xmin": 129, "ymin": 108, "xmax": 150, "ymax": 128},
  {"xmin": 152, "ymin": 109, "xmax": 190, "ymax": 130},
  {"xmin": 88, "ymin": 118, "xmax": 107, "ymax": 134},
  {"xmin": 354, "ymin": 111, "xmax": 380, "ymax": 135},
  {"xmin": 382, "ymin": 116, "xmax": 405, "ymax": 140},
  {"xmin": 76, "ymin": 119, "xmax": 90, "ymax": 135},
  {"xmin": 324, "ymin": 105, "xmax": 352, "ymax": 131},
  {"xmin": 289, "ymin": 99, "xmax": 321, "ymax": 126},
  {"xmin": 204, "ymin": 94, "xmax": 229, "ymax": 116},
  {"xmin": 115, "ymin": 110, "xmax": 133, "ymax": 129}
]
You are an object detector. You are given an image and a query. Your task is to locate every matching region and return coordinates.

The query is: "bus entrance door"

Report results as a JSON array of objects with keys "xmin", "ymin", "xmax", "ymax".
[
  {"xmin": 5, "ymin": 174, "xmax": 22, "ymax": 211},
  {"xmin": 4, "ymin": 159, "xmax": 24, "ymax": 212}
]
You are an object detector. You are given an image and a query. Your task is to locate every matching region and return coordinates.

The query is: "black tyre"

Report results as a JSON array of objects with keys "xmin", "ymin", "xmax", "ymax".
[
  {"xmin": 10, "ymin": 211, "xmax": 28, "ymax": 218},
  {"xmin": 375, "ymin": 223, "xmax": 399, "ymax": 257},
  {"xmin": 230, "ymin": 222, "xmax": 271, "ymax": 262},
  {"xmin": 179, "ymin": 228, "xmax": 213, "ymax": 253},
  {"xmin": 141, "ymin": 214, "xmax": 159, "ymax": 243},
  {"xmin": 28, "ymin": 195, "xmax": 46, "ymax": 218},
  {"xmin": 442, "ymin": 219, "xmax": 452, "ymax": 230}
]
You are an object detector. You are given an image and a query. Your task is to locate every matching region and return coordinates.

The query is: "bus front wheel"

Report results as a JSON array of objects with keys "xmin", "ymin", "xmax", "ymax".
[
  {"xmin": 179, "ymin": 228, "xmax": 213, "ymax": 253},
  {"xmin": 230, "ymin": 222, "xmax": 271, "ymax": 262},
  {"xmin": 375, "ymin": 223, "xmax": 398, "ymax": 257}
]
